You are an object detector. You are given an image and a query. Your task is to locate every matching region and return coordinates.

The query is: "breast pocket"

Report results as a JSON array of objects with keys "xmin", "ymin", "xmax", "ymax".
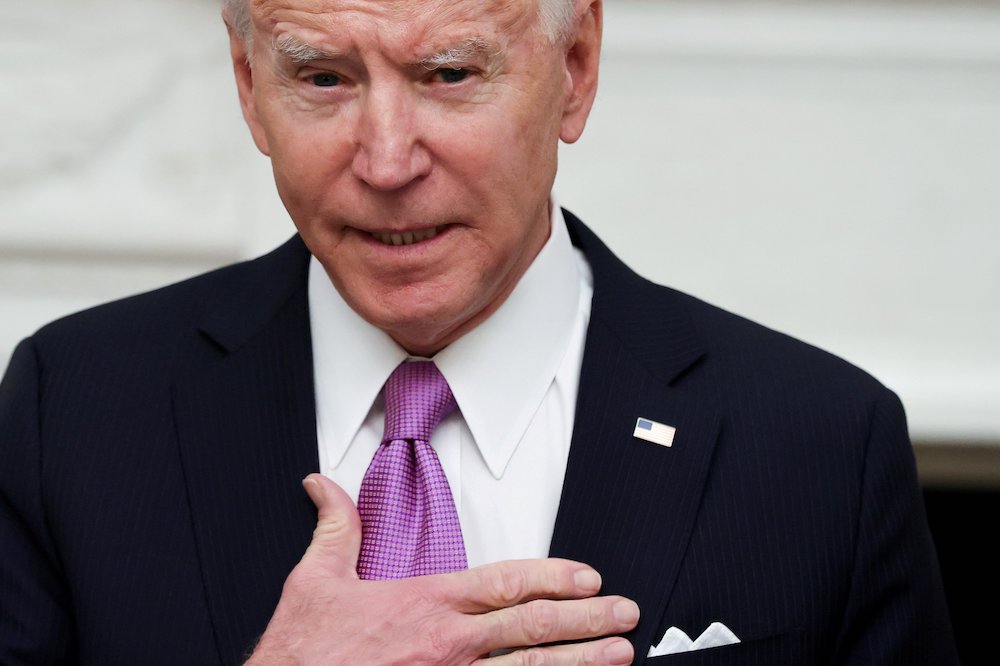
[{"xmin": 643, "ymin": 627, "xmax": 806, "ymax": 664}]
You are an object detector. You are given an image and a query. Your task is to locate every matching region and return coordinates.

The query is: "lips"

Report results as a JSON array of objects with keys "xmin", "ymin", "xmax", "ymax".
[{"xmin": 370, "ymin": 225, "xmax": 444, "ymax": 246}]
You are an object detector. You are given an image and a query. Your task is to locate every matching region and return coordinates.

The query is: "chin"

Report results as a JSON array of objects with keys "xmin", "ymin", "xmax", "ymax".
[{"xmin": 379, "ymin": 304, "xmax": 478, "ymax": 353}]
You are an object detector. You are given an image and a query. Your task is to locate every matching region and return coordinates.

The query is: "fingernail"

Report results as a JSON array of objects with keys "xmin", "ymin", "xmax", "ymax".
[
  {"xmin": 613, "ymin": 599, "xmax": 640, "ymax": 625},
  {"xmin": 603, "ymin": 639, "xmax": 633, "ymax": 665},
  {"xmin": 574, "ymin": 568, "xmax": 602, "ymax": 592},
  {"xmin": 302, "ymin": 476, "xmax": 323, "ymax": 503}
]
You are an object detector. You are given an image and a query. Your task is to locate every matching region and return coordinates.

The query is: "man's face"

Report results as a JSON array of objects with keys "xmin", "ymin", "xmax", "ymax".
[{"xmin": 231, "ymin": 0, "xmax": 599, "ymax": 355}]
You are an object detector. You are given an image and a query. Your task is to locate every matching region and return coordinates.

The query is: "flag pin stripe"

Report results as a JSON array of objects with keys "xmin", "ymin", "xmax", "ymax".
[{"xmin": 633, "ymin": 417, "xmax": 675, "ymax": 447}]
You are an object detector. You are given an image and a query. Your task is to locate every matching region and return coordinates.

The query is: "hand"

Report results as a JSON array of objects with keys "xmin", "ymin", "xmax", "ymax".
[{"xmin": 246, "ymin": 473, "xmax": 639, "ymax": 665}]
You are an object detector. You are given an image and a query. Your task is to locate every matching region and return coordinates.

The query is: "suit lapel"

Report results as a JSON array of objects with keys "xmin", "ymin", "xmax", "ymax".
[
  {"xmin": 173, "ymin": 237, "xmax": 320, "ymax": 664},
  {"xmin": 171, "ymin": 219, "xmax": 717, "ymax": 662},
  {"xmin": 550, "ymin": 214, "xmax": 721, "ymax": 660}
]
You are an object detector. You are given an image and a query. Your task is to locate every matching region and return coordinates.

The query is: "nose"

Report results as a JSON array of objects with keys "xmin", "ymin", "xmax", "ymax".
[{"xmin": 351, "ymin": 81, "xmax": 431, "ymax": 191}]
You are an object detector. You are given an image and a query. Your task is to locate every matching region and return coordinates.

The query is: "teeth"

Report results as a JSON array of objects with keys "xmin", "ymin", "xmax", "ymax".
[{"xmin": 373, "ymin": 226, "xmax": 441, "ymax": 246}]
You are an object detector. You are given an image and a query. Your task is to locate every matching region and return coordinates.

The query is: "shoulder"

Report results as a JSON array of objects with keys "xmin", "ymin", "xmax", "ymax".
[
  {"xmin": 28, "ymin": 235, "xmax": 310, "ymax": 370},
  {"xmin": 34, "ymin": 235, "xmax": 308, "ymax": 341},
  {"xmin": 615, "ymin": 278, "xmax": 899, "ymax": 445},
  {"xmin": 566, "ymin": 210, "xmax": 889, "ymax": 406},
  {"xmin": 679, "ymin": 287, "xmax": 887, "ymax": 400}
]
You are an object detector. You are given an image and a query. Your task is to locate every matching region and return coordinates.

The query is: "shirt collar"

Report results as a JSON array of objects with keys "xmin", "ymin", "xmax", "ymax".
[
  {"xmin": 309, "ymin": 200, "xmax": 581, "ymax": 478},
  {"xmin": 309, "ymin": 261, "xmax": 407, "ymax": 471}
]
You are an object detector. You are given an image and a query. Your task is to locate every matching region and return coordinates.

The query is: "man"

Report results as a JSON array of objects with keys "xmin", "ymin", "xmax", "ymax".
[{"xmin": 0, "ymin": 0, "xmax": 958, "ymax": 664}]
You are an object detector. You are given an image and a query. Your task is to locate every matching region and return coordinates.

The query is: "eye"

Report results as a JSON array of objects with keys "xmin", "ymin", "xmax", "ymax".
[
  {"xmin": 435, "ymin": 68, "xmax": 470, "ymax": 84},
  {"xmin": 310, "ymin": 72, "xmax": 341, "ymax": 87}
]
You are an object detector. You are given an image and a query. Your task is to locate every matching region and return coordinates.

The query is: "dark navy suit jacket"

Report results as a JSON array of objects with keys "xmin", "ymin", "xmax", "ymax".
[{"xmin": 0, "ymin": 212, "xmax": 958, "ymax": 664}]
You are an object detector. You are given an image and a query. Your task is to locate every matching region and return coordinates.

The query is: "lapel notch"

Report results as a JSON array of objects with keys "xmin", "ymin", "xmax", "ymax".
[{"xmin": 173, "ymin": 236, "xmax": 320, "ymax": 663}]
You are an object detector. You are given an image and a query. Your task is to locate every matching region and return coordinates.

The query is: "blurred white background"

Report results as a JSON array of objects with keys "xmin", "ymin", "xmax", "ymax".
[{"xmin": 1, "ymin": 0, "xmax": 998, "ymax": 447}]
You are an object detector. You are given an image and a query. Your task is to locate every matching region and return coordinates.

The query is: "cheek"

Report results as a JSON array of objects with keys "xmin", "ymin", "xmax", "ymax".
[
  {"xmin": 267, "ymin": 116, "xmax": 339, "ymax": 171},
  {"xmin": 429, "ymin": 107, "xmax": 556, "ymax": 196},
  {"xmin": 264, "ymin": 117, "xmax": 353, "ymax": 215}
]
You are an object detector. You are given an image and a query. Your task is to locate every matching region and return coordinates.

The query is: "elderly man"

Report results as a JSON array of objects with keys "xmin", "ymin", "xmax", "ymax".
[{"xmin": 0, "ymin": 0, "xmax": 958, "ymax": 664}]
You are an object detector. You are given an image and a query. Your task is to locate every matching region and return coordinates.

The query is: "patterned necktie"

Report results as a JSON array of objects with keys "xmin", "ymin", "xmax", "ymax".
[{"xmin": 356, "ymin": 361, "xmax": 468, "ymax": 579}]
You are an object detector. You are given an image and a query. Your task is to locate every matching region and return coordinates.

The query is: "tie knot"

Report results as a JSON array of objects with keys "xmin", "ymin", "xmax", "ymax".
[{"xmin": 382, "ymin": 361, "xmax": 457, "ymax": 443}]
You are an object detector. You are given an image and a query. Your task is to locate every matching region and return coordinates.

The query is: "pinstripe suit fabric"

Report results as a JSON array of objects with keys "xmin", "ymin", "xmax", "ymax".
[{"xmin": 0, "ymin": 212, "xmax": 957, "ymax": 664}]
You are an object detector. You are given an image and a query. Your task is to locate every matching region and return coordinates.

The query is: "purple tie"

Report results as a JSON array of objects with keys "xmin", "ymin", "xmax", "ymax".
[{"xmin": 356, "ymin": 361, "xmax": 468, "ymax": 579}]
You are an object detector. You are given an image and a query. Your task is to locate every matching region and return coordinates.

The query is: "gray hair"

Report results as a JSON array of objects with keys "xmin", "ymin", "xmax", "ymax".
[{"xmin": 222, "ymin": 0, "xmax": 577, "ymax": 53}]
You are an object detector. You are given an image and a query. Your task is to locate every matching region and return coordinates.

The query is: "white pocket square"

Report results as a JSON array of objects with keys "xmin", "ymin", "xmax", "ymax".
[{"xmin": 648, "ymin": 622, "xmax": 741, "ymax": 657}]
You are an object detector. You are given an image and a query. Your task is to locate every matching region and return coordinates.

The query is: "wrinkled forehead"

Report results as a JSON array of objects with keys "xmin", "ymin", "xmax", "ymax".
[{"xmin": 251, "ymin": 0, "xmax": 539, "ymax": 44}]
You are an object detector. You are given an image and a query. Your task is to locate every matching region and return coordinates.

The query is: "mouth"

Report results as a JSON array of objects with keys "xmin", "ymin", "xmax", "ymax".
[{"xmin": 370, "ymin": 225, "xmax": 446, "ymax": 247}]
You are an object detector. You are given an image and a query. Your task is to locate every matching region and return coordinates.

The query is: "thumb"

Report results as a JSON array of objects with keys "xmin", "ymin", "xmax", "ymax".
[{"xmin": 301, "ymin": 473, "xmax": 362, "ymax": 578}]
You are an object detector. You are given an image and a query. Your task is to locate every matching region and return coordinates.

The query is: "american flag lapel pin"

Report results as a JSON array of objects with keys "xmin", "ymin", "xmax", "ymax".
[{"xmin": 633, "ymin": 417, "xmax": 676, "ymax": 447}]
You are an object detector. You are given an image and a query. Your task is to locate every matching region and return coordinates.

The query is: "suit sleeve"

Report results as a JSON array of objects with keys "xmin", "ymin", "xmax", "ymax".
[
  {"xmin": 831, "ymin": 389, "xmax": 959, "ymax": 665},
  {"xmin": 0, "ymin": 338, "xmax": 77, "ymax": 664}
]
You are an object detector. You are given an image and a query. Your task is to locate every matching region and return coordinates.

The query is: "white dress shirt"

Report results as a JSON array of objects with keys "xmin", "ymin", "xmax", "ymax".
[{"xmin": 310, "ymin": 203, "xmax": 593, "ymax": 568}]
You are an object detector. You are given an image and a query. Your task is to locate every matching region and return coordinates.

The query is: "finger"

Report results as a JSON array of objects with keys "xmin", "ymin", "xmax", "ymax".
[
  {"xmin": 473, "ymin": 596, "xmax": 639, "ymax": 655},
  {"xmin": 476, "ymin": 637, "xmax": 635, "ymax": 666},
  {"xmin": 441, "ymin": 559, "xmax": 604, "ymax": 613},
  {"xmin": 301, "ymin": 473, "xmax": 362, "ymax": 578}
]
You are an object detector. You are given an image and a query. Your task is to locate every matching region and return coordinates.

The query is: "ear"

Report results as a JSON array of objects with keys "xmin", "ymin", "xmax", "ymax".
[
  {"xmin": 559, "ymin": 0, "xmax": 602, "ymax": 144},
  {"xmin": 225, "ymin": 18, "xmax": 271, "ymax": 156}
]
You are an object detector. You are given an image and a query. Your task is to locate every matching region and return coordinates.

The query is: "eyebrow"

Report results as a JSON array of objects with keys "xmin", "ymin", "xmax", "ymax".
[
  {"xmin": 273, "ymin": 34, "xmax": 343, "ymax": 63},
  {"xmin": 271, "ymin": 33, "xmax": 505, "ymax": 72},
  {"xmin": 418, "ymin": 36, "xmax": 504, "ymax": 70}
]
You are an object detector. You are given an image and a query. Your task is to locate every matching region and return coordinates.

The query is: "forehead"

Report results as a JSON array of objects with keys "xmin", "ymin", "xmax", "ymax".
[{"xmin": 252, "ymin": 0, "xmax": 537, "ymax": 49}]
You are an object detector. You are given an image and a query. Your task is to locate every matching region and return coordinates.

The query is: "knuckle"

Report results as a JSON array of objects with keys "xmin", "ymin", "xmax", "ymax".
[
  {"xmin": 522, "ymin": 601, "xmax": 558, "ymax": 645},
  {"xmin": 423, "ymin": 625, "xmax": 457, "ymax": 663},
  {"xmin": 586, "ymin": 601, "xmax": 607, "ymax": 635},
  {"xmin": 281, "ymin": 565, "xmax": 319, "ymax": 597},
  {"xmin": 487, "ymin": 563, "xmax": 527, "ymax": 606},
  {"xmin": 281, "ymin": 567, "xmax": 305, "ymax": 592},
  {"xmin": 514, "ymin": 647, "xmax": 549, "ymax": 666},
  {"xmin": 578, "ymin": 643, "xmax": 602, "ymax": 666},
  {"xmin": 409, "ymin": 577, "xmax": 448, "ymax": 610},
  {"xmin": 535, "ymin": 561, "xmax": 572, "ymax": 601},
  {"xmin": 312, "ymin": 512, "xmax": 352, "ymax": 543},
  {"xmin": 448, "ymin": 620, "xmax": 480, "ymax": 653},
  {"xmin": 417, "ymin": 613, "xmax": 471, "ymax": 663}
]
